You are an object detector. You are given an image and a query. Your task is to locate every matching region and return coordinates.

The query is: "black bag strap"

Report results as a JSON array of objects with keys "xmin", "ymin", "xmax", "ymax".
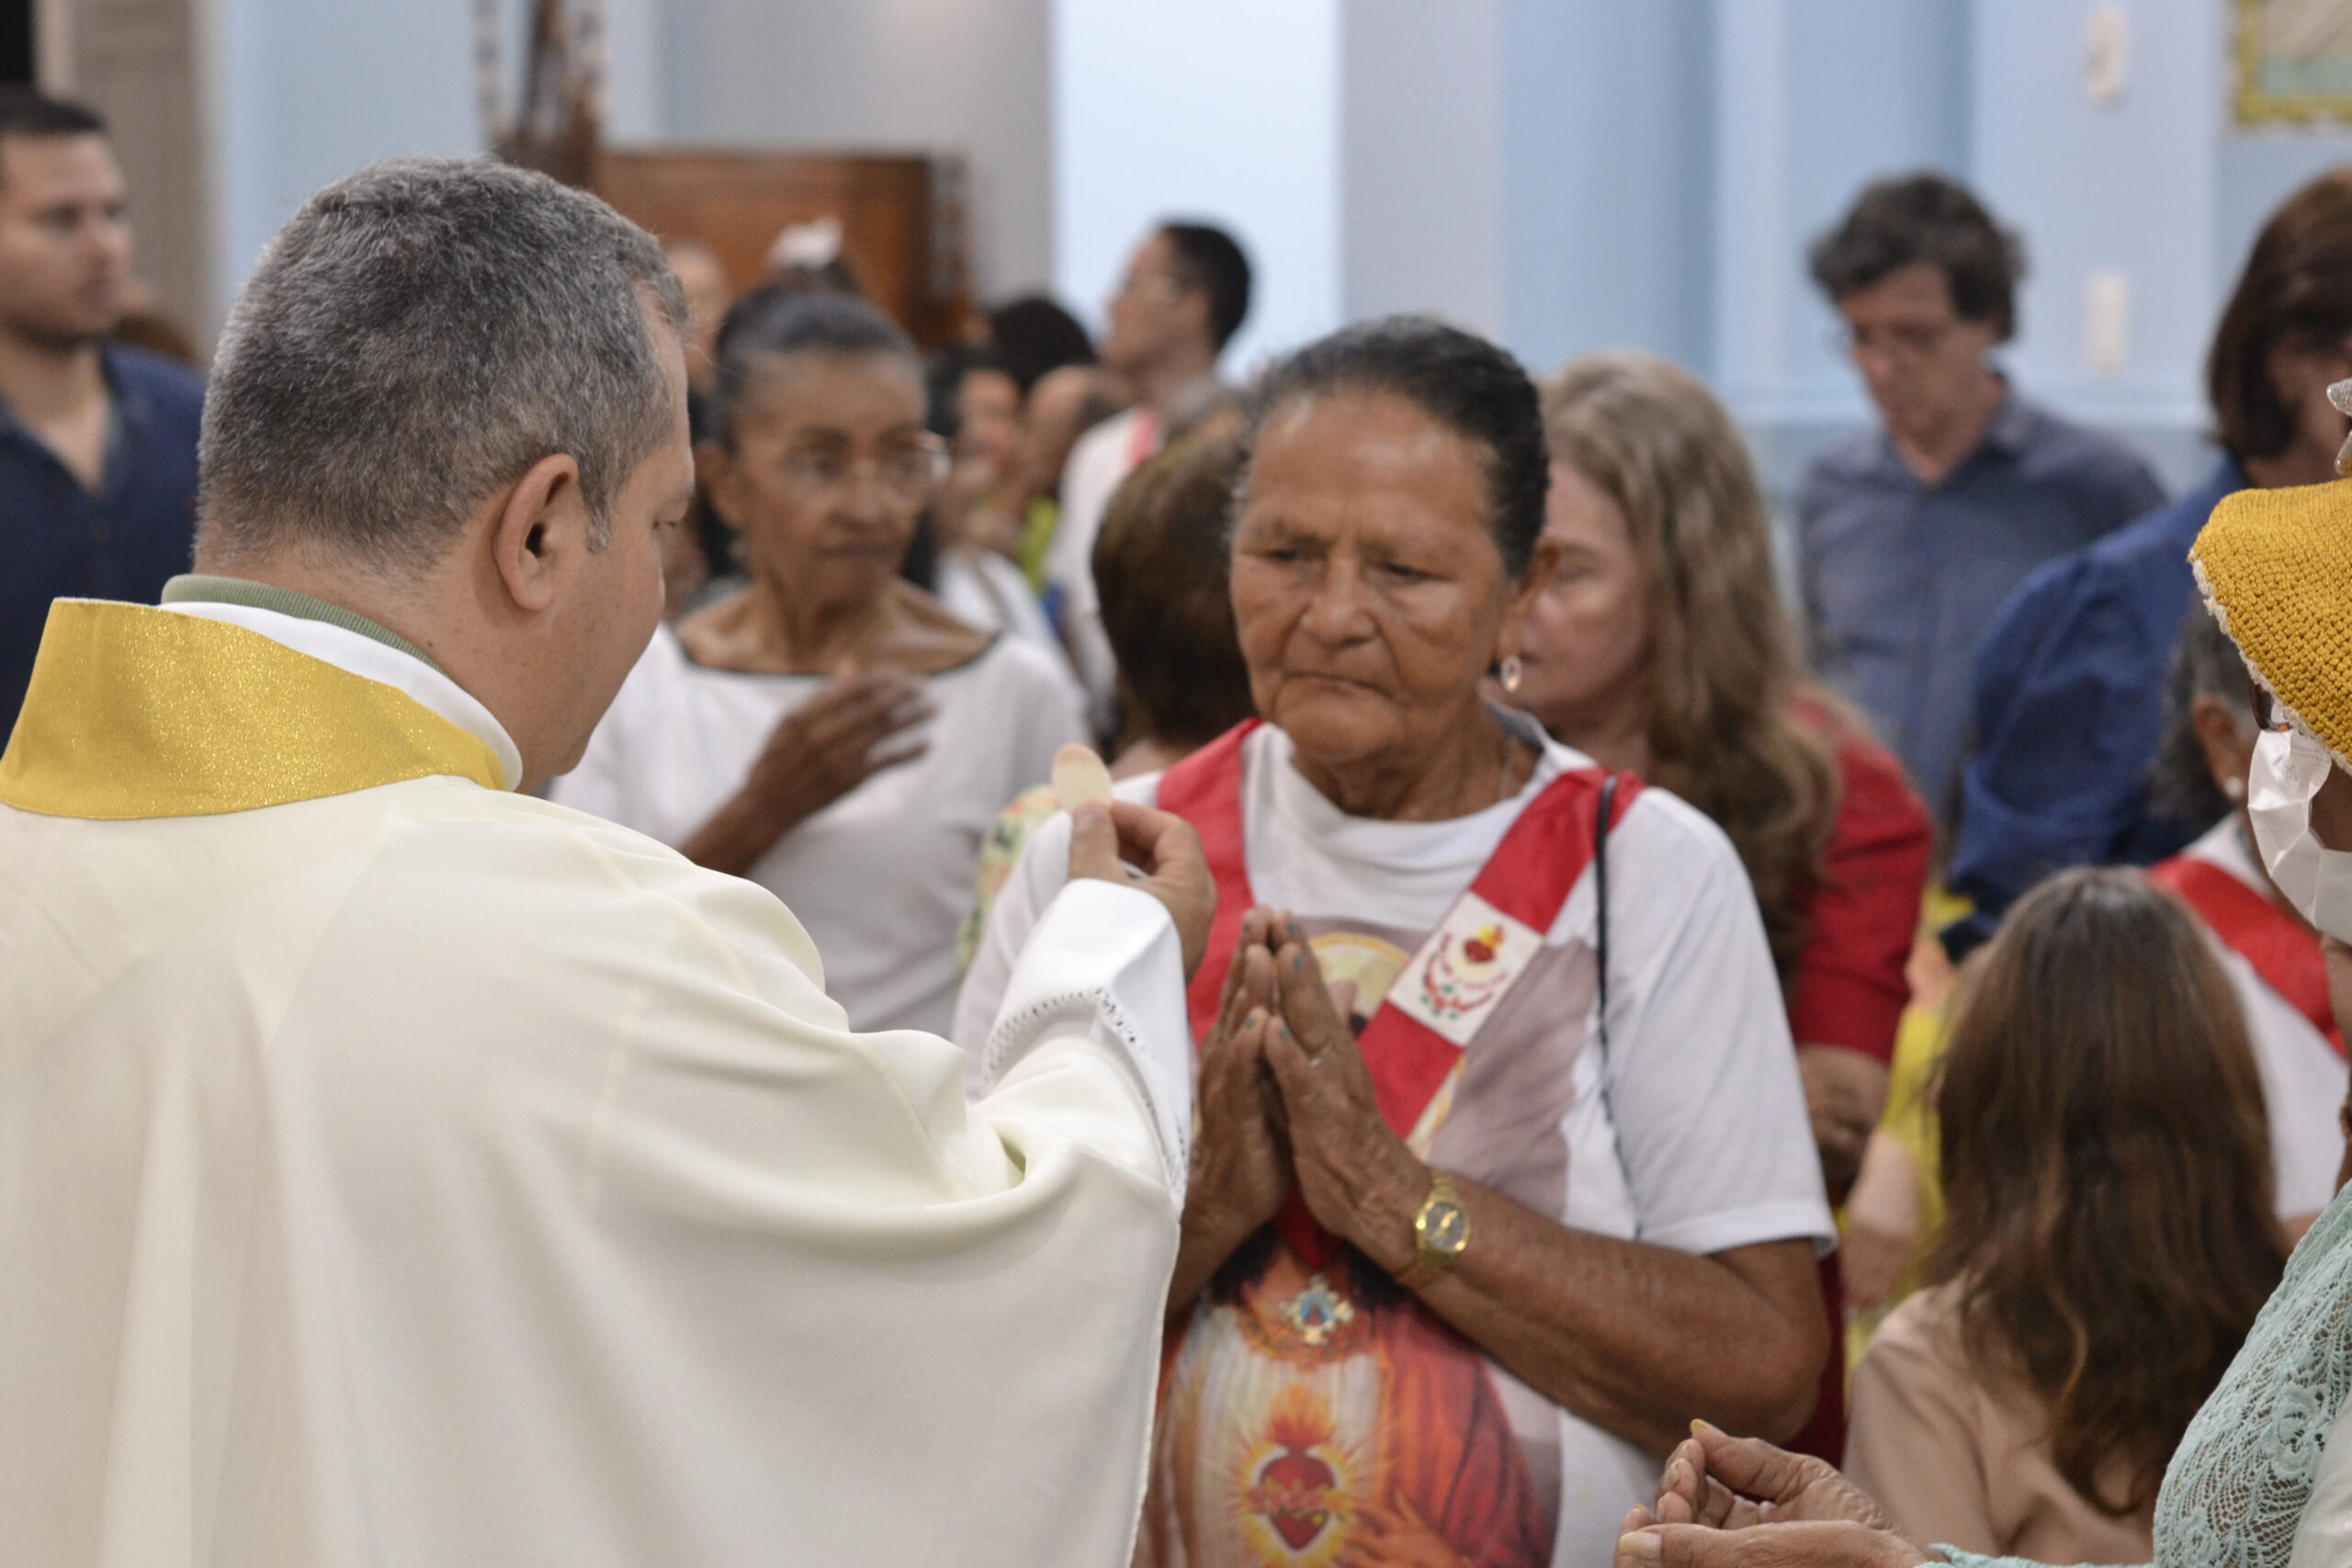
[{"xmin": 1594, "ymin": 773, "xmax": 1619, "ymax": 1055}]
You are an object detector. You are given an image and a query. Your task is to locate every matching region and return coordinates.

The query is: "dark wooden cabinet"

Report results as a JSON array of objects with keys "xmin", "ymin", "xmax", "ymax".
[{"xmin": 593, "ymin": 147, "xmax": 971, "ymax": 346}]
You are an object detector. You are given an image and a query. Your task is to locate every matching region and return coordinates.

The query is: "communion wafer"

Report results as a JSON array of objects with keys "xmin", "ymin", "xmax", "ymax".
[{"xmin": 1052, "ymin": 744, "xmax": 1115, "ymax": 812}]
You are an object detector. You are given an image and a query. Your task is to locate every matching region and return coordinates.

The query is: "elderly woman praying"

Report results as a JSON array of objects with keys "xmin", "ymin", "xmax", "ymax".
[{"xmin": 956, "ymin": 317, "xmax": 1832, "ymax": 1568}]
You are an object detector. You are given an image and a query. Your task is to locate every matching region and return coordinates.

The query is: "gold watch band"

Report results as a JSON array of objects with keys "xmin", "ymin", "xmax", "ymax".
[{"xmin": 1393, "ymin": 1170, "xmax": 1470, "ymax": 1292}]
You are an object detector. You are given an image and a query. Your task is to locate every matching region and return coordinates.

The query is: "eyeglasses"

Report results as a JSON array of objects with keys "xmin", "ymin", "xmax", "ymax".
[
  {"xmin": 1831, "ymin": 321, "xmax": 1962, "ymax": 364},
  {"xmin": 775, "ymin": 435, "xmax": 949, "ymax": 501}
]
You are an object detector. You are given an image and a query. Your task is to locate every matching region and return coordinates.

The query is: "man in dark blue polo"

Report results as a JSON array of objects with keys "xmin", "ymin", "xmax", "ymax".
[
  {"xmin": 1797, "ymin": 174, "xmax": 2162, "ymax": 829},
  {"xmin": 0, "ymin": 88, "xmax": 202, "ymax": 738}
]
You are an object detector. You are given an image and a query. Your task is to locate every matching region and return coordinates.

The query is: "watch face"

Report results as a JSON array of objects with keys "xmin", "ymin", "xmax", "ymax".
[{"xmin": 1424, "ymin": 1200, "xmax": 1469, "ymax": 1255}]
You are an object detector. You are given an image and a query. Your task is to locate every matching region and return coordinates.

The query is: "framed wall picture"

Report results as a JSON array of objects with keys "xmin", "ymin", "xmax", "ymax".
[{"xmin": 2236, "ymin": 0, "xmax": 2352, "ymax": 126}]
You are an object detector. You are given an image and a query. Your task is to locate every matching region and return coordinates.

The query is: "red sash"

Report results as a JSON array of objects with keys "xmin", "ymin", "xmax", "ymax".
[
  {"xmin": 1157, "ymin": 721, "xmax": 1642, "ymax": 1264},
  {"xmin": 2152, "ymin": 854, "xmax": 2344, "ymax": 1055}
]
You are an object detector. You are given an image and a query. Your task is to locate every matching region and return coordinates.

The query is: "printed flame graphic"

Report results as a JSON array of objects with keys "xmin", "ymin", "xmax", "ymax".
[{"xmin": 1461, "ymin": 923, "xmax": 1504, "ymax": 965}]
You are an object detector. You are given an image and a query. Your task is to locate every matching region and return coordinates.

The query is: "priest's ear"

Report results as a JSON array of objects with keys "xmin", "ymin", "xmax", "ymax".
[{"xmin": 487, "ymin": 451, "xmax": 590, "ymax": 614}]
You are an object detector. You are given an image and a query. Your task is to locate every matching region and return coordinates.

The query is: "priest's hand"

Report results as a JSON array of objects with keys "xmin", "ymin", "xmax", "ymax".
[
  {"xmin": 1261, "ymin": 928, "xmax": 1426, "ymax": 1274},
  {"xmin": 684, "ymin": 672, "xmax": 934, "ymax": 875},
  {"xmin": 1167, "ymin": 912, "xmax": 1292, "ymax": 1310},
  {"xmin": 1067, "ymin": 799, "xmax": 1215, "ymax": 978}
]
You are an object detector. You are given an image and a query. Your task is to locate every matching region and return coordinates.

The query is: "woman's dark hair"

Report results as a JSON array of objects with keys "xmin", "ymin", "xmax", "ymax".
[
  {"xmin": 986, "ymin": 295, "xmax": 1096, "ymax": 396},
  {"xmin": 1240, "ymin": 315, "xmax": 1549, "ymax": 577},
  {"xmin": 1934, "ymin": 867, "xmax": 2284, "ymax": 1517},
  {"xmin": 1808, "ymin": 172, "xmax": 2026, "ymax": 340},
  {"xmin": 1093, "ymin": 432, "xmax": 1256, "ymax": 749},
  {"xmin": 711, "ymin": 286, "xmax": 919, "ymax": 449},
  {"xmin": 2151, "ymin": 606, "xmax": 2256, "ymax": 827},
  {"xmin": 2207, "ymin": 167, "xmax": 2352, "ymax": 464}
]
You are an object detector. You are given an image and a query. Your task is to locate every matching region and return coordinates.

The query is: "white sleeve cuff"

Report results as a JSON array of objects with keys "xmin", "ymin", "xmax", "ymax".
[{"xmin": 982, "ymin": 878, "xmax": 1193, "ymax": 1197}]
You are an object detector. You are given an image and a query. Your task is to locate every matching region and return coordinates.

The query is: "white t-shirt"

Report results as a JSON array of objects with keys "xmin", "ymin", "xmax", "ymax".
[
  {"xmin": 1046, "ymin": 405, "xmax": 1153, "ymax": 722},
  {"xmin": 955, "ymin": 720, "xmax": 1834, "ymax": 1568},
  {"xmin": 933, "ymin": 547, "xmax": 1077, "ymax": 682},
  {"xmin": 553, "ymin": 625, "xmax": 1088, "ymax": 1036},
  {"xmin": 2176, "ymin": 819, "xmax": 2348, "ymax": 1222}
]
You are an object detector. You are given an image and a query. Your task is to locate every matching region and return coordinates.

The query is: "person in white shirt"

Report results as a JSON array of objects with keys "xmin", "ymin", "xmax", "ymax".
[
  {"xmin": 1048, "ymin": 219, "xmax": 1251, "ymax": 723},
  {"xmin": 959, "ymin": 315, "xmax": 1834, "ymax": 1568},
  {"xmin": 554, "ymin": 287, "xmax": 1089, "ymax": 1035},
  {"xmin": 0, "ymin": 156, "xmax": 1216, "ymax": 1568}
]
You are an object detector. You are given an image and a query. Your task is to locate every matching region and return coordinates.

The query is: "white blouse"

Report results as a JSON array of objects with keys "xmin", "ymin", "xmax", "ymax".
[{"xmin": 552, "ymin": 625, "xmax": 1088, "ymax": 1035}]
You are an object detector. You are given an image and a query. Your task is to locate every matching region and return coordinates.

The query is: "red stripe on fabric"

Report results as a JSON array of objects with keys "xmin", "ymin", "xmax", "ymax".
[
  {"xmin": 2153, "ymin": 855, "xmax": 2344, "ymax": 1054},
  {"xmin": 1156, "ymin": 726, "xmax": 1643, "ymax": 1264},
  {"xmin": 1156, "ymin": 720, "xmax": 1263, "ymax": 1043}
]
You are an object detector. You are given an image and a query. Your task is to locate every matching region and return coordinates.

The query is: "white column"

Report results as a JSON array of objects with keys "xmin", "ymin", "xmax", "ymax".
[{"xmin": 1050, "ymin": 0, "xmax": 1342, "ymax": 371}]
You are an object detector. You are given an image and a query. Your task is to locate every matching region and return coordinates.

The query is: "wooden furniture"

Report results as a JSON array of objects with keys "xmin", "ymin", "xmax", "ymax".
[{"xmin": 593, "ymin": 148, "xmax": 970, "ymax": 346}]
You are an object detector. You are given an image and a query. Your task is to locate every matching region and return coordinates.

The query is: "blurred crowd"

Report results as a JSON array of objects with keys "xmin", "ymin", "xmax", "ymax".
[{"xmin": 9, "ymin": 75, "xmax": 2352, "ymax": 1568}]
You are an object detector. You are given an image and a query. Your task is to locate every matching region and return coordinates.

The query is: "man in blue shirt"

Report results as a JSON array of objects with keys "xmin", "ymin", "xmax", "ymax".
[
  {"xmin": 1942, "ymin": 167, "xmax": 2352, "ymax": 956},
  {"xmin": 1797, "ymin": 174, "xmax": 2162, "ymax": 829},
  {"xmin": 0, "ymin": 88, "xmax": 202, "ymax": 738}
]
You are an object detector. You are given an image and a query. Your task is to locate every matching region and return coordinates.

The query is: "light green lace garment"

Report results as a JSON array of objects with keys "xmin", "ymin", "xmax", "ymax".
[{"xmin": 1939, "ymin": 1184, "xmax": 2352, "ymax": 1568}]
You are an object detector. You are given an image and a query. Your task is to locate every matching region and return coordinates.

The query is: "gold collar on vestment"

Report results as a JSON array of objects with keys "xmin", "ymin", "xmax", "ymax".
[{"xmin": 0, "ymin": 599, "xmax": 503, "ymax": 820}]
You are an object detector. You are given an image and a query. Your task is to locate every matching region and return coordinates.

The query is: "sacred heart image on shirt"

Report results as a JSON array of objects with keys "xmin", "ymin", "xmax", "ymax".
[
  {"xmin": 1394, "ymin": 893, "xmax": 1544, "ymax": 1047},
  {"xmin": 1239, "ymin": 1383, "xmax": 1357, "ymax": 1561}
]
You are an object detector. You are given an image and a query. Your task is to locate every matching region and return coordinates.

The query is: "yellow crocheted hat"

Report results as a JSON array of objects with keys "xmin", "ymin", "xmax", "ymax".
[{"xmin": 2192, "ymin": 475, "xmax": 2352, "ymax": 766}]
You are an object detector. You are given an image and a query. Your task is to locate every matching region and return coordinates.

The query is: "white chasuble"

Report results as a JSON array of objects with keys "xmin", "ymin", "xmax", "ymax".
[{"xmin": 0, "ymin": 598, "xmax": 1192, "ymax": 1568}]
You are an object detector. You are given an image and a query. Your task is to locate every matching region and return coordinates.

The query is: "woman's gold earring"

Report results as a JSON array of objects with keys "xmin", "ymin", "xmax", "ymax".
[{"xmin": 1499, "ymin": 656, "xmax": 1523, "ymax": 695}]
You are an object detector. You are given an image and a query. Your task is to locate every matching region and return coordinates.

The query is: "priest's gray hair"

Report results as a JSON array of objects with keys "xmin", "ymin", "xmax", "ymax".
[{"xmin": 197, "ymin": 156, "xmax": 690, "ymax": 573}]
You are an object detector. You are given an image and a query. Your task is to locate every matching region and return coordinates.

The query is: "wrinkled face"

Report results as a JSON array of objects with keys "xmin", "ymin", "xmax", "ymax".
[
  {"xmin": 1513, "ymin": 459, "xmax": 1652, "ymax": 732},
  {"xmin": 1102, "ymin": 231, "xmax": 1198, "ymax": 375},
  {"xmin": 0, "ymin": 133, "xmax": 130, "ymax": 348},
  {"xmin": 556, "ymin": 312, "xmax": 696, "ymax": 773},
  {"xmin": 1229, "ymin": 390, "xmax": 1527, "ymax": 776},
  {"xmin": 1836, "ymin": 262, "xmax": 2001, "ymax": 446},
  {"xmin": 707, "ymin": 349, "xmax": 938, "ymax": 610}
]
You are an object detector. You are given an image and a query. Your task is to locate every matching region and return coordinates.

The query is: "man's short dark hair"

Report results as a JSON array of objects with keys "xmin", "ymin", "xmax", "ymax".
[
  {"xmin": 1159, "ymin": 221, "xmax": 1252, "ymax": 351},
  {"xmin": 1807, "ymin": 172, "xmax": 2026, "ymax": 340},
  {"xmin": 0, "ymin": 87, "xmax": 106, "ymax": 144}
]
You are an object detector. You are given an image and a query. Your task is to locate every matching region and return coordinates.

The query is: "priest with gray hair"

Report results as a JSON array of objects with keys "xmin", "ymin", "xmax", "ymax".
[{"xmin": 0, "ymin": 156, "xmax": 1215, "ymax": 1568}]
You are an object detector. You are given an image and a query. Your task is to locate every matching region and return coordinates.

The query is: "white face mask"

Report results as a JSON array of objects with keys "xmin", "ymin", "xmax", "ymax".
[{"xmin": 2248, "ymin": 724, "xmax": 2352, "ymax": 942}]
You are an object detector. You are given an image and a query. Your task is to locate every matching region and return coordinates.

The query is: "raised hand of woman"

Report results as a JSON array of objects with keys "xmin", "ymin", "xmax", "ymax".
[
  {"xmin": 1617, "ymin": 1428, "xmax": 1928, "ymax": 1566},
  {"xmin": 1167, "ymin": 910, "xmax": 1294, "ymax": 1308},
  {"xmin": 1651, "ymin": 1423, "xmax": 1897, "ymax": 1531},
  {"xmin": 1260, "ymin": 927, "xmax": 1428, "ymax": 1274},
  {"xmin": 684, "ymin": 671, "xmax": 934, "ymax": 876}
]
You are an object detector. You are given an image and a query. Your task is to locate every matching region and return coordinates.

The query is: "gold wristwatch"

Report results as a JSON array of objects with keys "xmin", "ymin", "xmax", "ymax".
[{"xmin": 1394, "ymin": 1170, "xmax": 1471, "ymax": 1292}]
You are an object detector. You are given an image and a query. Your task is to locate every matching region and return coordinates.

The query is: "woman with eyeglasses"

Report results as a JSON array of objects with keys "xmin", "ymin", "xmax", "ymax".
[{"xmin": 552, "ymin": 287, "xmax": 1089, "ymax": 1035}]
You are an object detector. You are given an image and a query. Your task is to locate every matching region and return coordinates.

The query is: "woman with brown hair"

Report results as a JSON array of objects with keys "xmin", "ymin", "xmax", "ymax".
[
  {"xmin": 1839, "ymin": 868, "xmax": 2287, "ymax": 1562},
  {"xmin": 1509, "ymin": 351, "xmax": 1934, "ymax": 1458}
]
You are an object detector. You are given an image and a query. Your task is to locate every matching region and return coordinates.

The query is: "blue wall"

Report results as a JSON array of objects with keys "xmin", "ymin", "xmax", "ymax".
[{"xmin": 213, "ymin": 0, "xmax": 484, "ymax": 330}]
